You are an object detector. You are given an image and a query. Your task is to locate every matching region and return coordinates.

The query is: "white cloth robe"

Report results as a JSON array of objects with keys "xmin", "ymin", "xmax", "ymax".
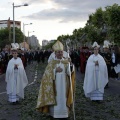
[
  {"xmin": 5, "ymin": 57, "xmax": 28, "ymax": 102},
  {"xmin": 49, "ymin": 58, "xmax": 71, "ymax": 118},
  {"xmin": 83, "ymin": 54, "xmax": 108, "ymax": 100}
]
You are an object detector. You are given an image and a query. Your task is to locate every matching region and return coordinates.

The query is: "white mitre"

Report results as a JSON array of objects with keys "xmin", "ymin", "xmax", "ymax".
[
  {"xmin": 21, "ymin": 47, "xmax": 25, "ymax": 51},
  {"xmin": 48, "ymin": 40, "xmax": 70, "ymax": 63},
  {"xmin": 15, "ymin": 43, "xmax": 19, "ymax": 49},
  {"xmin": 103, "ymin": 40, "xmax": 109, "ymax": 48},
  {"xmin": 11, "ymin": 43, "xmax": 18, "ymax": 50},
  {"xmin": 92, "ymin": 41, "xmax": 100, "ymax": 48},
  {"xmin": 52, "ymin": 40, "xmax": 63, "ymax": 51}
]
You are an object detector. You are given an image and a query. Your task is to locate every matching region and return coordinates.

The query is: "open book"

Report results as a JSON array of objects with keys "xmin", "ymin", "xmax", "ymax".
[{"xmin": 114, "ymin": 64, "xmax": 120, "ymax": 73}]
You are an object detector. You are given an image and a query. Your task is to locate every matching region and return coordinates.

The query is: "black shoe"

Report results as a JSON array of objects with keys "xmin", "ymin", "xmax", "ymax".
[
  {"xmin": 16, "ymin": 101, "xmax": 21, "ymax": 105},
  {"xmin": 91, "ymin": 100, "xmax": 103, "ymax": 104},
  {"xmin": 11, "ymin": 102, "xmax": 17, "ymax": 105},
  {"xmin": 96, "ymin": 100, "xmax": 103, "ymax": 104}
]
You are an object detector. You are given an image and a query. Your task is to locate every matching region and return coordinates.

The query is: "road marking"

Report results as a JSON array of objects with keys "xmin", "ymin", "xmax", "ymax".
[
  {"xmin": 34, "ymin": 76, "xmax": 37, "ymax": 79},
  {"xmin": 27, "ymin": 68, "xmax": 38, "ymax": 86},
  {"xmin": 27, "ymin": 82, "xmax": 34, "ymax": 86}
]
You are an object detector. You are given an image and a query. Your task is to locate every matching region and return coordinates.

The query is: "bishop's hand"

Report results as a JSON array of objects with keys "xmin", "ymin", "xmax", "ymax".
[
  {"xmin": 14, "ymin": 64, "xmax": 18, "ymax": 69},
  {"xmin": 95, "ymin": 61, "xmax": 99, "ymax": 66},
  {"xmin": 56, "ymin": 66, "xmax": 63, "ymax": 73}
]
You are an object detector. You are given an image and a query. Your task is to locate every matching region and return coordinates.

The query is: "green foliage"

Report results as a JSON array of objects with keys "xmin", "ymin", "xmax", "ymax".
[
  {"xmin": 105, "ymin": 4, "xmax": 120, "ymax": 27},
  {"xmin": 0, "ymin": 28, "xmax": 9, "ymax": 48},
  {"xmin": 105, "ymin": 4, "xmax": 120, "ymax": 43},
  {"xmin": 85, "ymin": 3, "xmax": 120, "ymax": 44},
  {"xmin": 14, "ymin": 27, "xmax": 24, "ymax": 43},
  {"xmin": 90, "ymin": 8, "xmax": 104, "ymax": 28},
  {"xmin": 0, "ymin": 27, "xmax": 24, "ymax": 48},
  {"xmin": 56, "ymin": 4, "xmax": 120, "ymax": 46},
  {"xmin": 43, "ymin": 41, "xmax": 56, "ymax": 50}
]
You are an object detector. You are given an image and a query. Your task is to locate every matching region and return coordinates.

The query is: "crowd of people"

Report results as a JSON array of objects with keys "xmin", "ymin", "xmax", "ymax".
[
  {"xmin": 36, "ymin": 40, "xmax": 120, "ymax": 120},
  {"xmin": 0, "ymin": 47, "xmax": 53, "ymax": 74},
  {"xmin": 70, "ymin": 42, "xmax": 120, "ymax": 82},
  {"xmin": 1, "ymin": 40, "xmax": 120, "ymax": 120}
]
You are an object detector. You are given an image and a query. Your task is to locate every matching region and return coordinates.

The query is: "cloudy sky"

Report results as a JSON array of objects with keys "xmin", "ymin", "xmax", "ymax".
[{"xmin": 0, "ymin": 0, "xmax": 120, "ymax": 45}]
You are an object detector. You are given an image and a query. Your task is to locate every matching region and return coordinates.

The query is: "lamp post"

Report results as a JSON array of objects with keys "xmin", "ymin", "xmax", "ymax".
[
  {"xmin": 28, "ymin": 31, "xmax": 34, "ymax": 39},
  {"xmin": 13, "ymin": 3, "xmax": 28, "ymax": 44},
  {"xmin": 23, "ymin": 23, "xmax": 32, "ymax": 49}
]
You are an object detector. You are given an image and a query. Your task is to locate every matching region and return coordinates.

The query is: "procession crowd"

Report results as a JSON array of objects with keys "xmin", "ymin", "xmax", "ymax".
[
  {"xmin": 1, "ymin": 40, "xmax": 120, "ymax": 120},
  {"xmin": 1, "ymin": 42, "xmax": 120, "ymax": 80},
  {"xmin": 0, "ymin": 48, "xmax": 53, "ymax": 74},
  {"xmin": 70, "ymin": 43, "xmax": 120, "ymax": 81}
]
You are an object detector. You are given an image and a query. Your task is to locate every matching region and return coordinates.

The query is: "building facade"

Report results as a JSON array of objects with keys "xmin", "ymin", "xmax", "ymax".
[
  {"xmin": 27, "ymin": 35, "xmax": 41, "ymax": 49},
  {"xmin": 42, "ymin": 40, "xmax": 49, "ymax": 47},
  {"xmin": 0, "ymin": 18, "xmax": 21, "ymax": 29}
]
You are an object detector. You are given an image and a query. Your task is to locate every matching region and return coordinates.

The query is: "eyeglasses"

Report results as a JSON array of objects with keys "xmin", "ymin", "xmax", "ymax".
[
  {"xmin": 94, "ymin": 49, "xmax": 99, "ymax": 50},
  {"xmin": 12, "ymin": 53, "xmax": 17, "ymax": 54}
]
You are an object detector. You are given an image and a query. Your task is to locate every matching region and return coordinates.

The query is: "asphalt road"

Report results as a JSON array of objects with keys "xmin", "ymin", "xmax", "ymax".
[
  {"xmin": 75, "ymin": 69, "xmax": 120, "ymax": 95},
  {"xmin": 0, "ymin": 61, "xmax": 38, "ymax": 120},
  {"xmin": 0, "ymin": 64, "xmax": 120, "ymax": 120}
]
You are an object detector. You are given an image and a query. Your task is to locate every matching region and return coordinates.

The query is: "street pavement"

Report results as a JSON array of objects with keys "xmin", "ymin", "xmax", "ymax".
[
  {"xmin": 0, "ymin": 63, "xmax": 120, "ymax": 120},
  {"xmin": 75, "ymin": 68, "xmax": 120, "ymax": 95},
  {"xmin": 0, "ymin": 61, "xmax": 38, "ymax": 120}
]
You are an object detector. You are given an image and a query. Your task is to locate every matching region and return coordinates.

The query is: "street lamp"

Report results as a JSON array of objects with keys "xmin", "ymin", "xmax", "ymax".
[
  {"xmin": 23, "ymin": 23, "xmax": 32, "ymax": 49},
  {"xmin": 28, "ymin": 31, "xmax": 34, "ymax": 39},
  {"xmin": 13, "ymin": 3, "xmax": 28, "ymax": 43},
  {"xmin": 28, "ymin": 31, "xmax": 34, "ymax": 42}
]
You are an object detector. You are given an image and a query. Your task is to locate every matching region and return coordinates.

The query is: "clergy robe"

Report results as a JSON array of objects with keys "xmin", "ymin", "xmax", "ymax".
[
  {"xmin": 83, "ymin": 54, "xmax": 108, "ymax": 100},
  {"xmin": 80, "ymin": 52, "xmax": 86, "ymax": 73},
  {"xmin": 5, "ymin": 57, "xmax": 28, "ymax": 102},
  {"xmin": 36, "ymin": 58, "xmax": 75, "ymax": 118}
]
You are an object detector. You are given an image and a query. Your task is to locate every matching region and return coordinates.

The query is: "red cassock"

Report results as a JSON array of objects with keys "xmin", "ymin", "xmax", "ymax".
[
  {"xmin": 21, "ymin": 55, "xmax": 26, "ymax": 68},
  {"xmin": 80, "ymin": 52, "xmax": 86, "ymax": 73},
  {"xmin": 80, "ymin": 51, "xmax": 91, "ymax": 73},
  {"xmin": 0, "ymin": 61, "xmax": 3, "ymax": 74}
]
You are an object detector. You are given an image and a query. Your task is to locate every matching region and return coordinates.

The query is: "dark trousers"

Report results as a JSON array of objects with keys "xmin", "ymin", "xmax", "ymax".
[
  {"xmin": 107, "ymin": 64, "xmax": 111, "ymax": 77},
  {"xmin": 111, "ymin": 63, "xmax": 118, "ymax": 78}
]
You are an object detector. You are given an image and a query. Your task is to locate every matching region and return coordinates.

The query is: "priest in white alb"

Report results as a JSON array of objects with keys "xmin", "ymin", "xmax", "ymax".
[
  {"xmin": 5, "ymin": 48, "xmax": 28, "ymax": 104},
  {"xmin": 36, "ymin": 40, "xmax": 75, "ymax": 120},
  {"xmin": 83, "ymin": 42, "xmax": 108, "ymax": 103}
]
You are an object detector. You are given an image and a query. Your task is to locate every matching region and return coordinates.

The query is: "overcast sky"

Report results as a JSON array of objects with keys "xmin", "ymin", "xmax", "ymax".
[{"xmin": 0, "ymin": 0, "xmax": 120, "ymax": 45}]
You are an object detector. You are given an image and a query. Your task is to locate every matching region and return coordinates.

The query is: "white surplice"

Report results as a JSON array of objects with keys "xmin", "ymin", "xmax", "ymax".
[
  {"xmin": 5, "ymin": 57, "xmax": 28, "ymax": 102},
  {"xmin": 49, "ymin": 58, "xmax": 71, "ymax": 118},
  {"xmin": 83, "ymin": 54, "xmax": 108, "ymax": 100}
]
